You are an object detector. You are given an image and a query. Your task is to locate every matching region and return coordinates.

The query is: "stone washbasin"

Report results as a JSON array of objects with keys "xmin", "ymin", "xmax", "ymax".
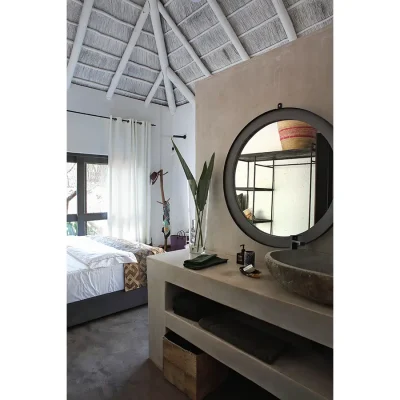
[{"xmin": 265, "ymin": 250, "xmax": 333, "ymax": 305}]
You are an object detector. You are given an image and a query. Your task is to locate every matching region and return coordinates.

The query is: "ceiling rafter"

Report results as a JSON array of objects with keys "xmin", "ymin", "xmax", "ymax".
[
  {"xmin": 149, "ymin": 0, "xmax": 176, "ymax": 114},
  {"xmin": 164, "ymin": 0, "xmax": 256, "ymax": 51},
  {"xmin": 68, "ymin": 21, "xmax": 132, "ymax": 47},
  {"xmin": 158, "ymin": 0, "xmax": 210, "ymax": 78},
  {"xmin": 167, "ymin": 67, "xmax": 195, "ymax": 106},
  {"xmin": 70, "ymin": 0, "xmax": 155, "ymax": 38},
  {"xmin": 166, "ymin": 3, "xmax": 277, "ymax": 59},
  {"xmin": 172, "ymin": 12, "xmax": 282, "ymax": 75},
  {"xmin": 72, "ymin": 60, "xmax": 157, "ymax": 86},
  {"xmin": 90, "ymin": 8, "xmax": 155, "ymax": 37},
  {"xmin": 164, "ymin": 0, "xmax": 279, "ymax": 59},
  {"xmin": 68, "ymin": 39, "xmax": 161, "ymax": 74},
  {"xmin": 206, "ymin": 0, "xmax": 250, "ymax": 61},
  {"xmin": 73, "ymin": 76, "xmax": 109, "ymax": 90},
  {"xmin": 177, "ymin": 35, "xmax": 289, "ymax": 87},
  {"xmin": 107, "ymin": 1, "xmax": 150, "ymax": 99},
  {"xmin": 145, "ymin": 71, "xmax": 163, "ymax": 107},
  {"xmin": 73, "ymin": 76, "xmax": 167, "ymax": 104},
  {"xmin": 68, "ymin": 0, "xmax": 332, "ymax": 108},
  {"xmin": 67, "ymin": 0, "xmax": 94, "ymax": 89},
  {"xmin": 271, "ymin": 0, "xmax": 297, "ymax": 41},
  {"xmin": 67, "ymin": 20, "xmax": 155, "ymax": 50}
]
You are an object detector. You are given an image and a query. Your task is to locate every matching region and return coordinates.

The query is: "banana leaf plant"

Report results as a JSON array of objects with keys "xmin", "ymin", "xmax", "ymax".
[{"xmin": 172, "ymin": 139, "xmax": 215, "ymax": 253}]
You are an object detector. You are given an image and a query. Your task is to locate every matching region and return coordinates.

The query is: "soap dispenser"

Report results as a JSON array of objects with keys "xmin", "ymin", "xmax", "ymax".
[{"xmin": 236, "ymin": 244, "xmax": 245, "ymax": 265}]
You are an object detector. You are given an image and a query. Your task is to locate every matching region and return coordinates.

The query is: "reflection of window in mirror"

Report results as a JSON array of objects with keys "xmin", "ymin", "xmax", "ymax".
[{"xmin": 235, "ymin": 121, "xmax": 327, "ymax": 237}]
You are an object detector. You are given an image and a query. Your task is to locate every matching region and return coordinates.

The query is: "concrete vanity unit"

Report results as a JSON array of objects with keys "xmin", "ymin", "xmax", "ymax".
[{"xmin": 147, "ymin": 249, "xmax": 333, "ymax": 400}]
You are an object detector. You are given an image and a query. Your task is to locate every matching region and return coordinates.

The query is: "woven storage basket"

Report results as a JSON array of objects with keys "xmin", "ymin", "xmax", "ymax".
[{"xmin": 277, "ymin": 120, "xmax": 317, "ymax": 150}]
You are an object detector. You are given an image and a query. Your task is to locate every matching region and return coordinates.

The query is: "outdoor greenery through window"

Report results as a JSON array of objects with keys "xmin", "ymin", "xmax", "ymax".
[{"xmin": 67, "ymin": 153, "xmax": 108, "ymax": 236}]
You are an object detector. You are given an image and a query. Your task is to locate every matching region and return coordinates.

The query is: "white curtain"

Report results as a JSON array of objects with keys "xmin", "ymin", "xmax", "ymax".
[{"xmin": 108, "ymin": 117, "xmax": 152, "ymax": 243}]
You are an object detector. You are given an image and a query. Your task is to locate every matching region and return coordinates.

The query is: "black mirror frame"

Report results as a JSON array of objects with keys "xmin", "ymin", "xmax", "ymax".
[{"xmin": 223, "ymin": 106, "xmax": 333, "ymax": 248}]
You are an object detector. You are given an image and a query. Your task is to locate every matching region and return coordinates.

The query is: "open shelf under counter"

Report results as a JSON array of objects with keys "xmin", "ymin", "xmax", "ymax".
[
  {"xmin": 165, "ymin": 310, "xmax": 333, "ymax": 400},
  {"xmin": 148, "ymin": 250, "xmax": 332, "ymax": 348},
  {"xmin": 147, "ymin": 249, "xmax": 333, "ymax": 399}
]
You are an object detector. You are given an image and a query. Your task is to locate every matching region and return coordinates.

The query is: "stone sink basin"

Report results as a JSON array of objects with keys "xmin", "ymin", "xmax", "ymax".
[{"xmin": 265, "ymin": 250, "xmax": 333, "ymax": 305}]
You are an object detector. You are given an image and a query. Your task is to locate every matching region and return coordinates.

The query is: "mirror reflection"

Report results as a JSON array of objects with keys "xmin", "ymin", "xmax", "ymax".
[{"xmin": 235, "ymin": 120, "xmax": 332, "ymax": 237}]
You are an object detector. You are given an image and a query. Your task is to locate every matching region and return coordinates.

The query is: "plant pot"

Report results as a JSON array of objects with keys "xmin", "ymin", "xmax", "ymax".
[{"xmin": 277, "ymin": 120, "xmax": 317, "ymax": 150}]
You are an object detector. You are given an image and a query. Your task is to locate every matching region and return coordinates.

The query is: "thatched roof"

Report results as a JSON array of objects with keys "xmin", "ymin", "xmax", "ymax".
[{"xmin": 67, "ymin": 0, "xmax": 333, "ymax": 111}]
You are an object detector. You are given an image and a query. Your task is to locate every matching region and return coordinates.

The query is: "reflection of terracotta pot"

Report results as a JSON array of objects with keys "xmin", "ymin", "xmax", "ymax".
[{"xmin": 277, "ymin": 120, "xmax": 317, "ymax": 150}]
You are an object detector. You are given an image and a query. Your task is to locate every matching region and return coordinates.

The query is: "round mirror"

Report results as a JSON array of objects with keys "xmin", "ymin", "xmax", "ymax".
[{"xmin": 223, "ymin": 106, "xmax": 333, "ymax": 248}]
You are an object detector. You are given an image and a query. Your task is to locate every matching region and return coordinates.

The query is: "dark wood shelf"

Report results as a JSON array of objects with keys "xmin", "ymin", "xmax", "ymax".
[
  {"xmin": 236, "ymin": 187, "xmax": 273, "ymax": 192},
  {"xmin": 239, "ymin": 148, "xmax": 315, "ymax": 163},
  {"xmin": 252, "ymin": 218, "xmax": 272, "ymax": 224}
]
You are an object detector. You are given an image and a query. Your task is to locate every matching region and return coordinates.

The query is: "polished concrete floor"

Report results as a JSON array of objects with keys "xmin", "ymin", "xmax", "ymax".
[{"xmin": 67, "ymin": 306, "xmax": 187, "ymax": 400}]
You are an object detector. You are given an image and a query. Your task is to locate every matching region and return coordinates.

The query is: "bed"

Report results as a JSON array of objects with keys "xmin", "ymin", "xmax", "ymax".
[{"xmin": 67, "ymin": 235, "xmax": 164, "ymax": 328}]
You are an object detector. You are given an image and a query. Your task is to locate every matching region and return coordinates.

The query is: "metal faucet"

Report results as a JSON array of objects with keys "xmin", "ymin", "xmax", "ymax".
[{"xmin": 291, "ymin": 235, "xmax": 305, "ymax": 250}]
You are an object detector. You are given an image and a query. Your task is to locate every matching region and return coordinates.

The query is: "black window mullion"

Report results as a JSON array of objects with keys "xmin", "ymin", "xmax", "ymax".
[
  {"xmin": 67, "ymin": 214, "xmax": 78, "ymax": 222},
  {"xmin": 77, "ymin": 156, "xmax": 87, "ymax": 235},
  {"xmin": 83, "ymin": 212, "xmax": 108, "ymax": 222}
]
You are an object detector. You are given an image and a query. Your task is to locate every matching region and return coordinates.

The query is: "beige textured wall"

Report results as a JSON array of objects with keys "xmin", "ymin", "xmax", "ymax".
[{"xmin": 195, "ymin": 26, "xmax": 333, "ymax": 259}]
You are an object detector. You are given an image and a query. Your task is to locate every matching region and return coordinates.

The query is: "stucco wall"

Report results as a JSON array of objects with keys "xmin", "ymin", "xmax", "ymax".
[{"xmin": 195, "ymin": 26, "xmax": 333, "ymax": 258}]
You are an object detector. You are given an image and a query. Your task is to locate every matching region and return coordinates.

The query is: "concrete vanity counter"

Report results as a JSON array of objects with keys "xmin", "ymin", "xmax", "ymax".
[{"xmin": 147, "ymin": 249, "xmax": 333, "ymax": 400}]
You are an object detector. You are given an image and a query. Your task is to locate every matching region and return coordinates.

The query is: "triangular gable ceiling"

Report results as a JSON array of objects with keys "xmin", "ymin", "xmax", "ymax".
[{"xmin": 67, "ymin": 0, "xmax": 333, "ymax": 112}]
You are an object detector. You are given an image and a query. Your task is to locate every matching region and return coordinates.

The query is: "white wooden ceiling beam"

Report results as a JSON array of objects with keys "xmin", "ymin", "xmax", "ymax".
[
  {"xmin": 145, "ymin": 71, "xmax": 163, "ymax": 107},
  {"xmin": 67, "ymin": 0, "xmax": 95, "ymax": 89},
  {"xmin": 167, "ymin": 67, "xmax": 195, "ymax": 106},
  {"xmin": 106, "ymin": 1, "xmax": 150, "ymax": 99},
  {"xmin": 158, "ymin": 0, "xmax": 211, "ymax": 78},
  {"xmin": 149, "ymin": 0, "xmax": 176, "ymax": 114},
  {"xmin": 206, "ymin": 0, "xmax": 249, "ymax": 61},
  {"xmin": 271, "ymin": 0, "xmax": 297, "ymax": 41}
]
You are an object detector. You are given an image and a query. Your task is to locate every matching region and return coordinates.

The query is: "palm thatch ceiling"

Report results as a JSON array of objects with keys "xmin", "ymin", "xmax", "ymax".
[{"xmin": 67, "ymin": 0, "xmax": 333, "ymax": 112}]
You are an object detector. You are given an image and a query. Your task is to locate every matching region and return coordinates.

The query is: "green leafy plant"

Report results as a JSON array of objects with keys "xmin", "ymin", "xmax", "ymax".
[{"xmin": 172, "ymin": 139, "xmax": 215, "ymax": 252}]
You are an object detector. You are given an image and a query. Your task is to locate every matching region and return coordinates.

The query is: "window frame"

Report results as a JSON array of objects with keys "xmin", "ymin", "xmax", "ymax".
[{"xmin": 67, "ymin": 152, "xmax": 108, "ymax": 236}]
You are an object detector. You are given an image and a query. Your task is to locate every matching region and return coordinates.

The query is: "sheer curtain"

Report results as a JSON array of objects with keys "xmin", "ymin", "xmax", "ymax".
[{"xmin": 108, "ymin": 117, "xmax": 152, "ymax": 243}]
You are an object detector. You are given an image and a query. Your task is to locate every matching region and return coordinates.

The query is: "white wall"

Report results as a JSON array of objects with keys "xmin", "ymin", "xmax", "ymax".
[
  {"xmin": 159, "ymin": 104, "xmax": 196, "ymax": 242},
  {"xmin": 235, "ymin": 122, "xmax": 315, "ymax": 236},
  {"xmin": 67, "ymin": 84, "xmax": 195, "ymax": 245}
]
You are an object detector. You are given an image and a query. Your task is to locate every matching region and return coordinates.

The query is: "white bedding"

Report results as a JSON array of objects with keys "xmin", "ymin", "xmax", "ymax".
[
  {"xmin": 67, "ymin": 254, "xmax": 125, "ymax": 303},
  {"xmin": 66, "ymin": 236, "xmax": 137, "ymax": 268},
  {"xmin": 66, "ymin": 236, "xmax": 136, "ymax": 303}
]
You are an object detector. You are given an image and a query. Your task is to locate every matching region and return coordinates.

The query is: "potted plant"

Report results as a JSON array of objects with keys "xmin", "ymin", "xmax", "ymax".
[{"xmin": 172, "ymin": 140, "xmax": 215, "ymax": 255}]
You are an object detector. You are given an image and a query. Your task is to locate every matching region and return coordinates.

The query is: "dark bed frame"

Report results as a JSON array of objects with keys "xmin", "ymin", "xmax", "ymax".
[{"xmin": 67, "ymin": 287, "xmax": 148, "ymax": 328}]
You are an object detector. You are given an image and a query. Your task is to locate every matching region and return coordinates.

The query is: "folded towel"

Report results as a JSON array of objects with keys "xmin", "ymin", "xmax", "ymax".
[
  {"xmin": 199, "ymin": 314, "xmax": 287, "ymax": 365},
  {"xmin": 173, "ymin": 291, "xmax": 227, "ymax": 322},
  {"xmin": 183, "ymin": 254, "xmax": 228, "ymax": 270}
]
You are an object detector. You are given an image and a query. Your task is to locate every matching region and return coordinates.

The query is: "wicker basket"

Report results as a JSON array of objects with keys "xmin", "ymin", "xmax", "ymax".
[{"xmin": 277, "ymin": 120, "xmax": 317, "ymax": 150}]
